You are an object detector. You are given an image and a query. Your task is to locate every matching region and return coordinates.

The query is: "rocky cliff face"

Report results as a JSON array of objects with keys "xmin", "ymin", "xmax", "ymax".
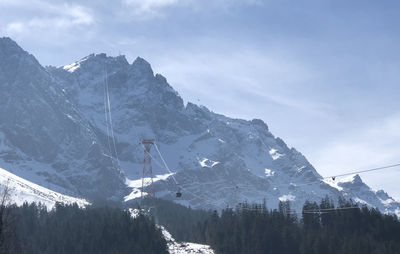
[
  {"xmin": 1, "ymin": 37, "xmax": 399, "ymax": 215},
  {"xmin": 0, "ymin": 38, "xmax": 125, "ymax": 200}
]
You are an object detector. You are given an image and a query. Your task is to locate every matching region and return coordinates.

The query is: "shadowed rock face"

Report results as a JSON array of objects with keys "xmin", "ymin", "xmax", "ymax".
[
  {"xmin": 1, "ymin": 37, "xmax": 399, "ymax": 215},
  {"xmin": 0, "ymin": 37, "xmax": 126, "ymax": 200}
]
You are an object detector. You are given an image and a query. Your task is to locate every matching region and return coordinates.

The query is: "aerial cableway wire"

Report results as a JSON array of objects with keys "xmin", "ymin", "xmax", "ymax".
[
  {"xmin": 141, "ymin": 143, "xmax": 226, "ymax": 209},
  {"xmin": 103, "ymin": 68, "xmax": 115, "ymax": 169},
  {"xmin": 143, "ymin": 143, "xmax": 400, "ymax": 211},
  {"xmin": 153, "ymin": 143, "xmax": 179, "ymax": 186},
  {"xmin": 250, "ymin": 124, "xmax": 400, "ymax": 186},
  {"xmin": 97, "ymin": 65, "xmax": 398, "ymax": 213},
  {"xmin": 103, "ymin": 66, "xmax": 122, "ymax": 173},
  {"xmin": 235, "ymin": 204, "xmax": 362, "ymax": 215},
  {"xmin": 323, "ymin": 163, "xmax": 400, "ymax": 179},
  {"xmin": 282, "ymin": 162, "xmax": 400, "ymax": 189},
  {"xmin": 105, "ymin": 69, "xmax": 121, "ymax": 170},
  {"xmin": 140, "ymin": 122, "xmax": 400, "ymax": 211},
  {"xmin": 199, "ymin": 162, "xmax": 400, "ymax": 190}
]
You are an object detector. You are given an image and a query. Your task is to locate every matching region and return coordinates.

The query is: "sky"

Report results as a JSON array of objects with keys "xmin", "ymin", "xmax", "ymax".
[{"xmin": 1, "ymin": 0, "xmax": 400, "ymax": 199}]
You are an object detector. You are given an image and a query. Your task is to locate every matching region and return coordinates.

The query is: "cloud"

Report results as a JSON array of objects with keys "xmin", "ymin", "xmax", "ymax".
[
  {"xmin": 313, "ymin": 114, "xmax": 400, "ymax": 170},
  {"xmin": 124, "ymin": 0, "xmax": 180, "ymax": 10},
  {"xmin": 0, "ymin": 0, "xmax": 25, "ymax": 6},
  {"xmin": 150, "ymin": 41, "xmax": 333, "ymax": 120},
  {"xmin": 311, "ymin": 114, "xmax": 400, "ymax": 199},
  {"xmin": 120, "ymin": 0, "xmax": 262, "ymax": 20},
  {"xmin": 121, "ymin": 0, "xmax": 185, "ymax": 18},
  {"xmin": 3, "ymin": 1, "xmax": 94, "ymax": 36}
]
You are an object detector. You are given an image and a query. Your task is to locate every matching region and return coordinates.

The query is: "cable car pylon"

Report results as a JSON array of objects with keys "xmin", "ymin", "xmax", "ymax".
[{"xmin": 141, "ymin": 139, "xmax": 155, "ymax": 199}]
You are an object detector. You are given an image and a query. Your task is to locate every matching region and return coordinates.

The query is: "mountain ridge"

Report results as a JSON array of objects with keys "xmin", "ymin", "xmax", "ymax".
[{"xmin": 0, "ymin": 37, "xmax": 399, "ymax": 215}]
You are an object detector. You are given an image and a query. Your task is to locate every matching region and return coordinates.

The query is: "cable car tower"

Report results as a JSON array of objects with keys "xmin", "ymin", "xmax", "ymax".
[{"xmin": 141, "ymin": 139, "xmax": 155, "ymax": 199}]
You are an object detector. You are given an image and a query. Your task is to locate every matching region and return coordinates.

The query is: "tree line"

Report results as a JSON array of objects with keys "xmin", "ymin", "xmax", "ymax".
[
  {"xmin": 0, "ymin": 203, "xmax": 168, "ymax": 254},
  {"xmin": 188, "ymin": 197, "xmax": 400, "ymax": 254},
  {"xmin": 1, "ymin": 193, "xmax": 400, "ymax": 254},
  {"xmin": 139, "ymin": 197, "xmax": 400, "ymax": 254}
]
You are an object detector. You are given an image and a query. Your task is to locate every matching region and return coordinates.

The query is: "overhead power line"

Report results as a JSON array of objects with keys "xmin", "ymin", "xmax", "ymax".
[
  {"xmin": 144, "ymin": 142, "xmax": 227, "ymax": 209},
  {"xmin": 140, "ymin": 134, "xmax": 400, "ymax": 211},
  {"xmin": 324, "ymin": 163, "xmax": 400, "ymax": 180},
  {"xmin": 235, "ymin": 204, "xmax": 362, "ymax": 215},
  {"xmin": 290, "ymin": 162, "xmax": 400, "ymax": 188}
]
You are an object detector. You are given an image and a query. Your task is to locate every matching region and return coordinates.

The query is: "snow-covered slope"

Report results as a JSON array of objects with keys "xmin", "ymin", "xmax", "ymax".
[
  {"xmin": 161, "ymin": 226, "xmax": 215, "ymax": 254},
  {"xmin": 325, "ymin": 174, "xmax": 400, "ymax": 217},
  {"xmin": 0, "ymin": 37, "xmax": 126, "ymax": 200},
  {"xmin": 50, "ymin": 51, "xmax": 400, "ymax": 214},
  {"xmin": 0, "ymin": 167, "xmax": 88, "ymax": 209},
  {"xmin": 1, "ymin": 37, "xmax": 399, "ymax": 215},
  {"xmin": 49, "ymin": 52, "xmax": 334, "ymax": 211},
  {"xmin": 128, "ymin": 209, "xmax": 215, "ymax": 254}
]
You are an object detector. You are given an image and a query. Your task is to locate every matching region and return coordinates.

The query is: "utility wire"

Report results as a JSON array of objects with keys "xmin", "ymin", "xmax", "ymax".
[
  {"xmin": 143, "ymin": 142, "xmax": 226, "ymax": 209},
  {"xmin": 153, "ymin": 143, "xmax": 179, "ymax": 185},
  {"xmin": 302, "ymin": 206, "xmax": 361, "ymax": 213},
  {"xmin": 323, "ymin": 163, "xmax": 400, "ymax": 180},
  {"xmin": 103, "ymin": 68, "xmax": 116, "ymax": 170},
  {"xmin": 289, "ymin": 163, "xmax": 400, "ymax": 188},
  {"xmin": 140, "ymin": 127, "xmax": 400, "ymax": 211},
  {"xmin": 235, "ymin": 205, "xmax": 362, "ymax": 215},
  {"xmin": 145, "ymin": 144, "xmax": 400, "ymax": 210},
  {"xmin": 251, "ymin": 122, "xmax": 400, "ymax": 186},
  {"xmin": 105, "ymin": 68, "xmax": 121, "ymax": 170},
  {"xmin": 102, "ymin": 66, "xmax": 123, "ymax": 174}
]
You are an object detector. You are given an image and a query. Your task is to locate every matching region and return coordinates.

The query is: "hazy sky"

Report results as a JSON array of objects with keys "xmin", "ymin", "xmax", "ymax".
[{"xmin": 1, "ymin": 0, "xmax": 400, "ymax": 199}]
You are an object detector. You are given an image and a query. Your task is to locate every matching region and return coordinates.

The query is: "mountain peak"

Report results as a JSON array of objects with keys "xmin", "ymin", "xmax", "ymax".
[
  {"xmin": 130, "ymin": 56, "xmax": 154, "ymax": 77},
  {"xmin": 0, "ymin": 37, "xmax": 44, "ymax": 83},
  {"xmin": 376, "ymin": 189, "xmax": 391, "ymax": 200},
  {"xmin": 62, "ymin": 53, "xmax": 129, "ymax": 73},
  {"xmin": 0, "ymin": 37, "xmax": 21, "ymax": 51},
  {"xmin": 251, "ymin": 119, "xmax": 269, "ymax": 131},
  {"xmin": 338, "ymin": 174, "xmax": 365, "ymax": 189},
  {"xmin": 132, "ymin": 56, "xmax": 150, "ymax": 65},
  {"xmin": 351, "ymin": 174, "xmax": 363, "ymax": 184},
  {"xmin": 2, "ymin": 37, "xmax": 400, "ymax": 215},
  {"xmin": 349, "ymin": 174, "xmax": 363, "ymax": 183},
  {"xmin": 0, "ymin": 37, "xmax": 32, "ymax": 61}
]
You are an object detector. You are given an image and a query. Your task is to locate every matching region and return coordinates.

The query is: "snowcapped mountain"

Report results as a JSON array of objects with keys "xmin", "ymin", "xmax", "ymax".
[
  {"xmin": 0, "ymin": 37, "xmax": 399, "ymax": 215},
  {"xmin": 324, "ymin": 175, "xmax": 400, "ymax": 216},
  {"xmin": 0, "ymin": 167, "xmax": 88, "ymax": 208},
  {"xmin": 0, "ymin": 38, "xmax": 126, "ymax": 200}
]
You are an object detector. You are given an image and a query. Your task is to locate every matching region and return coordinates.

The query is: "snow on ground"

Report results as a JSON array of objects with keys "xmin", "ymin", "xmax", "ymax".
[
  {"xmin": 264, "ymin": 168, "xmax": 275, "ymax": 177},
  {"xmin": 0, "ymin": 167, "xmax": 89, "ymax": 209},
  {"xmin": 322, "ymin": 178, "xmax": 344, "ymax": 191},
  {"xmin": 279, "ymin": 194, "xmax": 296, "ymax": 202},
  {"xmin": 128, "ymin": 208, "xmax": 140, "ymax": 218},
  {"xmin": 353, "ymin": 197, "xmax": 371, "ymax": 206},
  {"xmin": 269, "ymin": 149, "xmax": 284, "ymax": 160},
  {"xmin": 198, "ymin": 158, "xmax": 220, "ymax": 168},
  {"xmin": 168, "ymin": 242, "xmax": 215, "ymax": 254},
  {"xmin": 124, "ymin": 173, "xmax": 174, "ymax": 201},
  {"xmin": 62, "ymin": 61, "xmax": 81, "ymax": 73},
  {"xmin": 160, "ymin": 226, "xmax": 215, "ymax": 254},
  {"xmin": 127, "ymin": 209, "xmax": 215, "ymax": 254},
  {"xmin": 379, "ymin": 197, "xmax": 395, "ymax": 206}
]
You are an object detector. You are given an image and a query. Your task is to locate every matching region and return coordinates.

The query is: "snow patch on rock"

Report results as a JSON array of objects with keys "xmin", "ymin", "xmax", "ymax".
[
  {"xmin": 269, "ymin": 149, "xmax": 284, "ymax": 160},
  {"xmin": 264, "ymin": 168, "xmax": 275, "ymax": 177},
  {"xmin": 198, "ymin": 158, "xmax": 220, "ymax": 168},
  {"xmin": 279, "ymin": 194, "xmax": 296, "ymax": 202},
  {"xmin": 124, "ymin": 173, "xmax": 174, "ymax": 201}
]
